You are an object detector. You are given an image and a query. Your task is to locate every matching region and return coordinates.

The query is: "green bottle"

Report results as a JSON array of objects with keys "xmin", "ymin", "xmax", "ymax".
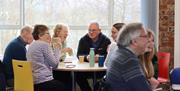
[{"xmin": 89, "ymin": 48, "xmax": 95, "ymax": 67}]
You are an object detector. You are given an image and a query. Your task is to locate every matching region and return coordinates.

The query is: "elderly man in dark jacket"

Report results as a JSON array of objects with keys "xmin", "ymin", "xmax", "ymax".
[
  {"xmin": 76, "ymin": 22, "xmax": 111, "ymax": 91},
  {"xmin": 3, "ymin": 26, "xmax": 33, "ymax": 90},
  {"xmin": 106, "ymin": 23, "xmax": 152, "ymax": 91}
]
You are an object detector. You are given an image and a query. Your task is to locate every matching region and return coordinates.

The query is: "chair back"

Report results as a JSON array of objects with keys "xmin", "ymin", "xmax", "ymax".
[
  {"xmin": 170, "ymin": 67, "xmax": 180, "ymax": 90},
  {"xmin": 157, "ymin": 52, "xmax": 170, "ymax": 82},
  {"xmin": 12, "ymin": 59, "xmax": 33, "ymax": 91}
]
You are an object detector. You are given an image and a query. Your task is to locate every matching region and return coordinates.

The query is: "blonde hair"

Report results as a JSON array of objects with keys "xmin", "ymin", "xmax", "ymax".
[
  {"xmin": 53, "ymin": 24, "xmax": 63, "ymax": 37},
  {"xmin": 53, "ymin": 24, "xmax": 69, "ymax": 37},
  {"xmin": 139, "ymin": 29, "xmax": 155, "ymax": 79}
]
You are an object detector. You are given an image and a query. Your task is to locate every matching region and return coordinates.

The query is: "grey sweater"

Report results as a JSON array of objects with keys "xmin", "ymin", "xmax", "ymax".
[{"xmin": 106, "ymin": 46, "xmax": 152, "ymax": 91}]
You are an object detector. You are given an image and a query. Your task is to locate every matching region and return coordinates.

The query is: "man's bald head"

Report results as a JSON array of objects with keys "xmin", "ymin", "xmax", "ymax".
[
  {"xmin": 20, "ymin": 26, "xmax": 33, "ymax": 44},
  {"xmin": 20, "ymin": 26, "xmax": 32, "ymax": 34}
]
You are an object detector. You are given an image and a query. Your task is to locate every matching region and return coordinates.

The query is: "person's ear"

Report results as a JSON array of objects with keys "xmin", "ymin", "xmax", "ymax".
[
  {"xmin": 131, "ymin": 39, "xmax": 138, "ymax": 46},
  {"xmin": 38, "ymin": 34, "xmax": 42, "ymax": 39}
]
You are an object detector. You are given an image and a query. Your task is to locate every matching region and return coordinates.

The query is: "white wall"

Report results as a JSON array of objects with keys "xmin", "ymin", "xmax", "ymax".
[
  {"xmin": 141, "ymin": 0, "xmax": 159, "ymax": 49},
  {"xmin": 141, "ymin": 0, "xmax": 157, "ymax": 33},
  {"xmin": 174, "ymin": 0, "xmax": 180, "ymax": 68}
]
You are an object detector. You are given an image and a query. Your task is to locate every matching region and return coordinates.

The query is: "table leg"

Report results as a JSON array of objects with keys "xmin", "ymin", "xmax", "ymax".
[
  {"xmin": 71, "ymin": 71, "xmax": 76, "ymax": 91},
  {"xmin": 93, "ymin": 72, "xmax": 97, "ymax": 91}
]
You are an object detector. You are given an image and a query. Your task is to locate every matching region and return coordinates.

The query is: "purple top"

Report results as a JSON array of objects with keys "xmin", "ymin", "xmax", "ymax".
[{"xmin": 27, "ymin": 40, "xmax": 60, "ymax": 84}]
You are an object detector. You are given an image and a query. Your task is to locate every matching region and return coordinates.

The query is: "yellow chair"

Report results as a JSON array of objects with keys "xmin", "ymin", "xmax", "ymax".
[{"xmin": 12, "ymin": 59, "xmax": 34, "ymax": 91}]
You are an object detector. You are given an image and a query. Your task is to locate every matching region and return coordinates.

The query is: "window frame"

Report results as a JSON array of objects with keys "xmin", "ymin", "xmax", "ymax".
[{"xmin": 0, "ymin": 0, "xmax": 114, "ymax": 30}]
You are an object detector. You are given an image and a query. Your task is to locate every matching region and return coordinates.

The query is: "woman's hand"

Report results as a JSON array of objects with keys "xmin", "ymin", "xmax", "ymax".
[
  {"xmin": 52, "ymin": 37, "xmax": 62, "ymax": 49},
  {"xmin": 62, "ymin": 47, "xmax": 73, "ymax": 55},
  {"xmin": 148, "ymin": 77, "xmax": 160, "ymax": 89}
]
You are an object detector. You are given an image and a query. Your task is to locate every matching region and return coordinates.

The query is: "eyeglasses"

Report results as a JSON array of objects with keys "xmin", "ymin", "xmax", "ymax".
[
  {"xmin": 139, "ymin": 35, "xmax": 148, "ymax": 38},
  {"xmin": 44, "ymin": 32, "xmax": 50, "ymax": 35},
  {"xmin": 88, "ymin": 29, "xmax": 97, "ymax": 32},
  {"xmin": 40, "ymin": 33, "xmax": 50, "ymax": 35},
  {"xmin": 40, "ymin": 32, "xmax": 50, "ymax": 35}
]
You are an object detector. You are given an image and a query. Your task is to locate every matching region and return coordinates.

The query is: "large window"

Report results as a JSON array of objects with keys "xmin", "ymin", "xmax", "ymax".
[
  {"xmin": 0, "ymin": 0, "xmax": 141, "ymax": 55},
  {"xmin": 0, "ymin": 0, "xmax": 20, "ymax": 26},
  {"xmin": 25, "ymin": 0, "xmax": 109, "ymax": 26},
  {"xmin": 113, "ymin": 0, "xmax": 141, "ymax": 23}
]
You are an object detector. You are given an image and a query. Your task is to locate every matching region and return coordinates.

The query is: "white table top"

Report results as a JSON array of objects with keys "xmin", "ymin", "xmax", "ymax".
[
  {"xmin": 56, "ymin": 62, "xmax": 107, "ymax": 72},
  {"xmin": 55, "ymin": 55, "xmax": 106, "ymax": 72}
]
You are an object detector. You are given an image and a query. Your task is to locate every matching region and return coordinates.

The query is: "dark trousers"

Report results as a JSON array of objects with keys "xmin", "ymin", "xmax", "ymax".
[
  {"xmin": 34, "ymin": 79, "xmax": 66, "ymax": 91},
  {"xmin": 6, "ymin": 79, "xmax": 14, "ymax": 91},
  {"xmin": 0, "ymin": 61, "xmax": 6, "ymax": 91},
  {"xmin": 53, "ymin": 71, "xmax": 72, "ymax": 91},
  {"xmin": 0, "ymin": 73, "xmax": 6, "ymax": 91},
  {"xmin": 76, "ymin": 71, "xmax": 106, "ymax": 91}
]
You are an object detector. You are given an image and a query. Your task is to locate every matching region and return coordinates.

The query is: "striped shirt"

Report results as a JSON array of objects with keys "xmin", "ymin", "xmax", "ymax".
[
  {"xmin": 106, "ymin": 46, "xmax": 152, "ymax": 91},
  {"xmin": 27, "ymin": 40, "xmax": 60, "ymax": 84}
]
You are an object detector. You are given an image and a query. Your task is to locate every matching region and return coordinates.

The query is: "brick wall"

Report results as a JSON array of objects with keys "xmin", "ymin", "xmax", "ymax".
[{"xmin": 159, "ymin": 0, "xmax": 174, "ymax": 69}]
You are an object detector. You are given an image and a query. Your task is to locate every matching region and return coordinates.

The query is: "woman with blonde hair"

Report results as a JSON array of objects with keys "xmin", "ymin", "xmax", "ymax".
[
  {"xmin": 139, "ymin": 29, "xmax": 159, "ymax": 89},
  {"xmin": 53, "ymin": 24, "xmax": 72, "ymax": 91},
  {"xmin": 53, "ymin": 24, "xmax": 73, "ymax": 61}
]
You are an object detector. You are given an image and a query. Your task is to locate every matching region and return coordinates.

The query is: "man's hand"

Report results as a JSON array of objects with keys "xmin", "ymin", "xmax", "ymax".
[{"xmin": 87, "ymin": 54, "xmax": 99, "ymax": 62}]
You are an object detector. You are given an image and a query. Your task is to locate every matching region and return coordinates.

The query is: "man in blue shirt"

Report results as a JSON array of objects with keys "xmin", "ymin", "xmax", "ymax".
[{"xmin": 3, "ymin": 26, "xmax": 33, "ymax": 90}]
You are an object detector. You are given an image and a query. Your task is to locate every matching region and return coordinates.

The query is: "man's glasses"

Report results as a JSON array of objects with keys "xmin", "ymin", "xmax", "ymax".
[
  {"xmin": 88, "ymin": 29, "xmax": 97, "ymax": 32},
  {"xmin": 139, "ymin": 35, "xmax": 148, "ymax": 38}
]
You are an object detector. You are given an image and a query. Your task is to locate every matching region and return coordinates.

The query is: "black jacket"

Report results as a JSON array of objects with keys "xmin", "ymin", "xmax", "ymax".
[
  {"xmin": 0, "ymin": 61, "xmax": 4, "ymax": 73},
  {"xmin": 77, "ymin": 33, "xmax": 111, "ymax": 62}
]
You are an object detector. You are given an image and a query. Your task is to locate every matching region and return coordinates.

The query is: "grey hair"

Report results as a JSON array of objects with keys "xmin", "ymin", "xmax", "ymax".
[
  {"xmin": 88, "ymin": 22, "xmax": 100, "ymax": 29},
  {"xmin": 116, "ymin": 23, "xmax": 144, "ymax": 47},
  {"xmin": 20, "ymin": 25, "xmax": 32, "ymax": 34}
]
